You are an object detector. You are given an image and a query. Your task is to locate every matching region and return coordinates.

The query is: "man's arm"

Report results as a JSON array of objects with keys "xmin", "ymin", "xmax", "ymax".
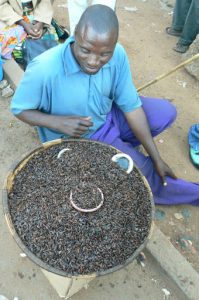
[
  {"xmin": 125, "ymin": 107, "xmax": 177, "ymax": 185},
  {"xmin": 17, "ymin": 110, "xmax": 93, "ymax": 138}
]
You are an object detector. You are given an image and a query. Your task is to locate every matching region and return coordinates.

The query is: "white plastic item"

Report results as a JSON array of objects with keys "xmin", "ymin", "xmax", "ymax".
[{"xmin": 111, "ymin": 153, "xmax": 134, "ymax": 174}]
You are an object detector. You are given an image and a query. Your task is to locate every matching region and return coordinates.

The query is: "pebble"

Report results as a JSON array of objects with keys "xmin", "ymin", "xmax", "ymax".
[
  {"xmin": 162, "ymin": 288, "xmax": 171, "ymax": 299},
  {"xmin": 174, "ymin": 212, "xmax": 184, "ymax": 220},
  {"xmin": 20, "ymin": 253, "xmax": 27, "ymax": 258},
  {"xmin": 158, "ymin": 139, "xmax": 164, "ymax": 144},
  {"xmin": 124, "ymin": 6, "xmax": 138, "ymax": 12}
]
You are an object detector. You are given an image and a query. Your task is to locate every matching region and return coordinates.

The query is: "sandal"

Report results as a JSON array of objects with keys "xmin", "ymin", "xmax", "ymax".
[
  {"xmin": 190, "ymin": 147, "xmax": 199, "ymax": 168},
  {"xmin": 166, "ymin": 27, "xmax": 182, "ymax": 37},
  {"xmin": 173, "ymin": 43, "xmax": 189, "ymax": 53}
]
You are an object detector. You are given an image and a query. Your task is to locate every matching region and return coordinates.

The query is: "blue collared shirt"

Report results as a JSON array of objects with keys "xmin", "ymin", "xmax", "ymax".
[{"xmin": 11, "ymin": 37, "xmax": 141, "ymax": 142}]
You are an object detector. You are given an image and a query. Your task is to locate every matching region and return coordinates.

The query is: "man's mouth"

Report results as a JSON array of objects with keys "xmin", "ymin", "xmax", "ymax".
[{"xmin": 83, "ymin": 65, "xmax": 100, "ymax": 74}]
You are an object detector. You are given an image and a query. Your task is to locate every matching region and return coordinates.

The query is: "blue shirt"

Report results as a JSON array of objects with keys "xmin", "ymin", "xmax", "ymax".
[{"xmin": 11, "ymin": 37, "xmax": 141, "ymax": 143}]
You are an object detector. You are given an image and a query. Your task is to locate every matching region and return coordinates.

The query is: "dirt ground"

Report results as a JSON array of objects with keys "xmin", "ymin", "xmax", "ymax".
[{"xmin": 0, "ymin": 0, "xmax": 199, "ymax": 291}]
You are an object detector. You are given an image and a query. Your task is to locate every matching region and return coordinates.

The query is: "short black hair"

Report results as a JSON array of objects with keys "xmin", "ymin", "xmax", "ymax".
[{"xmin": 76, "ymin": 4, "xmax": 119, "ymax": 40}]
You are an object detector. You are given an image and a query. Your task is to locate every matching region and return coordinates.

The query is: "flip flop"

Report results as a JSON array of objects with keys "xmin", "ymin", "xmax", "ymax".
[
  {"xmin": 166, "ymin": 27, "xmax": 182, "ymax": 37},
  {"xmin": 189, "ymin": 147, "xmax": 199, "ymax": 168}
]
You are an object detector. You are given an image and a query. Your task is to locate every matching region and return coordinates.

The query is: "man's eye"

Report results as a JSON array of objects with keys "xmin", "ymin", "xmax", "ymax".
[
  {"xmin": 81, "ymin": 48, "xmax": 90, "ymax": 54},
  {"xmin": 101, "ymin": 53, "xmax": 111, "ymax": 57}
]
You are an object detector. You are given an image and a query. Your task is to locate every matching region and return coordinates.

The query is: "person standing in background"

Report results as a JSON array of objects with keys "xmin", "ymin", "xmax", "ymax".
[
  {"xmin": 166, "ymin": 0, "xmax": 199, "ymax": 53},
  {"xmin": 68, "ymin": 0, "xmax": 116, "ymax": 35}
]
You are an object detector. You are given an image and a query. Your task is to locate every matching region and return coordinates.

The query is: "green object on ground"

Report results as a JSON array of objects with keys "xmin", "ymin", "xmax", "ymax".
[
  {"xmin": 190, "ymin": 147, "xmax": 199, "ymax": 168},
  {"xmin": 155, "ymin": 209, "xmax": 166, "ymax": 221},
  {"xmin": 181, "ymin": 208, "xmax": 191, "ymax": 219}
]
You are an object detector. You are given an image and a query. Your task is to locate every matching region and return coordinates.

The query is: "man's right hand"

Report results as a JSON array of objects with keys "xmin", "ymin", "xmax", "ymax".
[
  {"xmin": 17, "ymin": 111, "xmax": 93, "ymax": 138},
  {"xmin": 54, "ymin": 116, "xmax": 93, "ymax": 137}
]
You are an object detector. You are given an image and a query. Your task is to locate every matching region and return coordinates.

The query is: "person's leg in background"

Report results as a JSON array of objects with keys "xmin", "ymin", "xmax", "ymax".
[
  {"xmin": 172, "ymin": 0, "xmax": 191, "ymax": 32},
  {"xmin": 175, "ymin": 0, "xmax": 199, "ymax": 51},
  {"xmin": 67, "ymin": 0, "xmax": 116, "ymax": 35},
  {"xmin": 91, "ymin": 97, "xmax": 199, "ymax": 205},
  {"xmin": 67, "ymin": 0, "xmax": 88, "ymax": 35},
  {"xmin": 167, "ymin": 0, "xmax": 199, "ymax": 53},
  {"xmin": 91, "ymin": 0, "xmax": 116, "ymax": 10}
]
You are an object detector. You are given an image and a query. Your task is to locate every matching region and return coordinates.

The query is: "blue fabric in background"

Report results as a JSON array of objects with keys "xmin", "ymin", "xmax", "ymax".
[{"xmin": 188, "ymin": 124, "xmax": 199, "ymax": 151}]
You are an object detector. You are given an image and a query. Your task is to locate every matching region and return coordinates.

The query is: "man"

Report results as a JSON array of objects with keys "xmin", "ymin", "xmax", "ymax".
[
  {"xmin": 166, "ymin": 0, "xmax": 199, "ymax": 53},
  {"xmin": 11, "ymin": 5, "xmax": 199, "ymax": 205}
]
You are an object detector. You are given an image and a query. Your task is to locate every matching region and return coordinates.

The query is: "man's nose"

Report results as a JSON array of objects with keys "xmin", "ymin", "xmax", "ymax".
[{"xmin": 88, "ymin": 55, "xmax": 100, "ymax": 67}]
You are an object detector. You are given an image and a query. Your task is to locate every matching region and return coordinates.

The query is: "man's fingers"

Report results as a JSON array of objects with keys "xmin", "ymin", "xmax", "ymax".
[
  {"xmin": 75, "ymin": 125, "xmax": 89, "ymax": 134},
  {"xmin": 79, "ymin": 119, "xmax": 93, "ymax": 127},
  {"xmin": 160, "ymin": 175, "xmax": 167, "ymax": 186},
  {"xmin": 162, "ymin": 170, "xmax": 177, "ymax": 186}
]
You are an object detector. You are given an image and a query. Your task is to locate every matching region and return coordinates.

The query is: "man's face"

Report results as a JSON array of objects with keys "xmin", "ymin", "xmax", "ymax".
[{"xmin": 72, "ymin": 26, "xmax": 117, "ymax": 75}]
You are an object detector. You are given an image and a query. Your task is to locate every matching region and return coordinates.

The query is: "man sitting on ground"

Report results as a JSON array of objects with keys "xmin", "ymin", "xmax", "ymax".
[{"xmin": 11, "ymin": 5, "xmax": 199, "ymax": 205}]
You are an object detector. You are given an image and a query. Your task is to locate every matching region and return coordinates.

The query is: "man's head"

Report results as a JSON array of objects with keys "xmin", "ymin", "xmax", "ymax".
[{"xmin": 72, "ymin": 4, "xmax": 119, "ymax": 75}]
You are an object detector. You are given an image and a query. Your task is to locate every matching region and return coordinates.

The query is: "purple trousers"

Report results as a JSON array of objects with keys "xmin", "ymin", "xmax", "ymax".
[{"xmin": 91, "ymin": 96, "xmax": 199, "ymax": 206}]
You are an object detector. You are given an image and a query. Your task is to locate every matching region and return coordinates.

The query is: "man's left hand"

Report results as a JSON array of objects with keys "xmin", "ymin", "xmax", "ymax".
[{"xmin": 153, "ymin": 157, "xmax": 177, "ymax": 186}]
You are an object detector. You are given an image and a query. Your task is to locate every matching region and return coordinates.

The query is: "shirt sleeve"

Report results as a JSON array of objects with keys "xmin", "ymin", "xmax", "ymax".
[
  {"xmin": 11, "ymin": 60, "xmax": 48, "ymax": 115},
  {"xmin": 113, "ymin": 44, "xmax": 142, "ymax": 113}
]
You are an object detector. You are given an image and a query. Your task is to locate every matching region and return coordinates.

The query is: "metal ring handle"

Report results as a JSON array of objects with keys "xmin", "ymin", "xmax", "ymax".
[
  {"xmin": 70, "ymin": 187, "xmax": 104, "ymax": 213},
  {"xmin": 57, "ymin": 148, "xmax": 71, "ymax": 158},
  {"xmin": 111, "ymin": 153, "xmax": 134, "ymax": 174}
]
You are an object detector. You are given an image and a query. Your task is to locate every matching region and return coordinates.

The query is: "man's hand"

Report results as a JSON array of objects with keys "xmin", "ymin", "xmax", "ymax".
[
  {"xmin": 54, "ymin": 116, "xmax": 93, "ymax": 137},
  {"xmin": 17, "ymin": 20, "xmax": 43, "ymax": 38},
  {"xmin": 125, "ymin": 107, "xmax": 177, "ymax": 186},
  {"xmin": 17, "ymin": 111, "xmax": 93, "ymax": 138},
  {"xmin": 153, "ymin": 157, "xmax": 177, "ymax": 186}
]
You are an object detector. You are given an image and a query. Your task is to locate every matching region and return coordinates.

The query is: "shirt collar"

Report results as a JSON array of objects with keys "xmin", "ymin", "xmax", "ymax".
[
  {"xmin": 62, "ymin": 36, "xmax": 81, "ymax": 75},
  {"xmin": 61, "ymin": 36, "xmax": 115, "ymax": 76}
]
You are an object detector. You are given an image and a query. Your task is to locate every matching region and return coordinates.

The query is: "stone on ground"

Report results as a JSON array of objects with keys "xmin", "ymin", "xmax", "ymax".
[{"xmin": 183, "ymin": 34, "xmax": 199, "ymax": 81}]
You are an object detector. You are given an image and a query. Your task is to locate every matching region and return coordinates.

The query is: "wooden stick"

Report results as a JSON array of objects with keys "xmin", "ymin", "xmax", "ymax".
[{"xmin": 137, "ymin": 53, "xmax": 199, "ymax": 92}]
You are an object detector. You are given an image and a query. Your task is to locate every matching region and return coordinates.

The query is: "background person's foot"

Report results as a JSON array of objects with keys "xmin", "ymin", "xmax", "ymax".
[
  {"xmin": 173, "ymin": 43, "xmax": 189, "ymax": 53},
  {"xmin": 166, "ymin": 27, "xmax": 182, "ymax": 37}
]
